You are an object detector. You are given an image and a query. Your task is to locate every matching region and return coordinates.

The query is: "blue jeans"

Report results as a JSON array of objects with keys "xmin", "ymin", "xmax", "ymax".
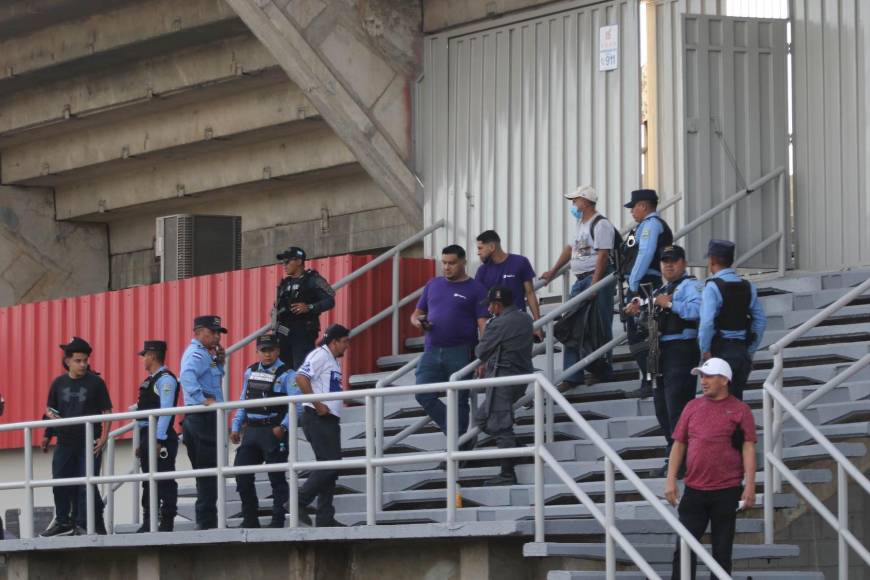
[
  {"xmin": 415, "ymin": 344, "xmax": 474, "ymax": 436},
  {"xmin": 562, "ymin": 273, "xmax": 616, "ymax": 385}
]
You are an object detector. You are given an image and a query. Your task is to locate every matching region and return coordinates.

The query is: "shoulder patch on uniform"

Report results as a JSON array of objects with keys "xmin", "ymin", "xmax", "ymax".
[
  {"xmin": 641, "ymin": 229, "xmax": 651, "ymax": 239},
  {"xmin": 160, "ymin": 383, "xmax": 174, "ymax": 394},
  {"xmin": 312, "ymin": 273, "xmax": 336, "ymax": 296}
]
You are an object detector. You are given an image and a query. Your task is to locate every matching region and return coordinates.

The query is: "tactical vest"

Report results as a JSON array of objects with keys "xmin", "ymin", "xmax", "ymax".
[
  {"xmin": 245, "ymin": 362, "xmax": 291, "ymax": 417},
  {"xmin": 276, "ymin": 270, "xmax": 322, "ymax": 326},
  {"xmin": 657, "ymin": 276, "xmax": 700, "ymax": 336},
  {"xmin": 620, "ymin": 216, "xmax": 674, "ymax": 276},
  {"xmin": 137, "ymin": 369, "xmax": 179, "ymax": 432},
  {"xmin": 707, "ymin": 278, "xmax": 753, "ymax": 334}
]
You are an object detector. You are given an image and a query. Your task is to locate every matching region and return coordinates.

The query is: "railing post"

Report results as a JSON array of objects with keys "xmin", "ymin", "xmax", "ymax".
[
  {"xmin": 392, "ymin": 253, "xmax": 400, "ymax": 356},
  {"xmin": 561, "ymin": 270, "xmax": 570, "ymax": 304},
  {"xmin": 132, "ymin": 426, "xmax": 141, "ymax": 526},
  {"xmin": 446, "ymin": 387, "xmax": 457, "ymax": 524},
  {"xmin": 85, "ymin": 421, "xmax": 95, "ymax": 535},
  {"xmin": 375, "ymin": 385, "xmax": 385, "ymax": 512},
  {"xmin": 533, "ymin": 379, "xmax": 545, "ymax": 543},
  {"xmin": 147, "ymin": 415, "xmax": 158, "ymax": 533},
  {"xmin": 288, "ymin": 402, "xmax": 299, "ymax": 528},
  {"xmin": 222, "ymin": 359, "xmax": 230, "ymax": 404},
  {"xmin": 773, "ymin": 356, "xmax": 784, "ymax": 493},
  {"xmin": 106, "ymin": 436, "xmax": 116, "ymax": 534},
  {"xmin": 728, "ymin": 203, "xmax": 737, "ymax": 245},
  {"xmin": 365, "ymin": 394, "xmax": 376, "ymax": 526},
  {"xmin": 22, "ymin": 427, "xmax": 33, "ymax": 539},
  {"xmin": 763, "ymin": 386, "xmax": 774, "ymax": 544},
  {"xmin": 838, "ymin": 463, "xmax": 849, "ymax": 580},
  {"xmin": 216, "ymin": 408, "xmax": 226, "ymax": 529},
  {"xmin": 680, "ymin": 538, "xmax": 691, "ymax": 580},
  {"xmin": 604, "ymin": 457, "xmax": 616, "ymax": 578},
  {"xmin": 777, "ymin": 171, "xmax": 787, "ymax": 276},
  {"xmin": 545, "ymin": 321, "xmax": 555, "ymax": 444}
]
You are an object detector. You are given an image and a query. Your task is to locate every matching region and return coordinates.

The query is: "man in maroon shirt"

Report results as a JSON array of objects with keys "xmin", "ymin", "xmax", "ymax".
[{"xmin": 664, "ymin": 357, "xmax": 757, "ymax": 579}]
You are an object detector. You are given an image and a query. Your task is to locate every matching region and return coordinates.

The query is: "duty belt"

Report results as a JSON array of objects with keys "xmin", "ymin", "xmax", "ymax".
[{"xmin": 246, "ymin": 417, "xmax": 282, "ymax": 427}]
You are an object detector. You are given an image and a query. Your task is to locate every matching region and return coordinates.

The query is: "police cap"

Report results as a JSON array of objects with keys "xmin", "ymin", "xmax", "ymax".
[
  {"xmin": 483, "ymin": 286, "xmax": 514, "ymax": 306},
  {"xmin": 277, "ymin": 246, "xmax": 306, "ymax": 262},
  {"xmin": 624, "ymin": 188, "xmax": 659, "ymax": 209},
  {"xmin": 193, "ymin": 315, "xmax": 228, "ymax": 334},
  {"xmin": 256, "ymin": 333, "xmax": 279, "ymax": 350},
  {"xmin": 705, "ymin": 239, "xmax": 736, "ymax": 262},
  {"xmin": 61, "ymin": 336, "xmax": 93, "ymax": 356},
  {"xmin": 660, "ymin": 245, "xmax": 687, "ymax": 262},
  {"xmin": 138, "ymin": 340, "xmax": 167, "ymax": 356}
]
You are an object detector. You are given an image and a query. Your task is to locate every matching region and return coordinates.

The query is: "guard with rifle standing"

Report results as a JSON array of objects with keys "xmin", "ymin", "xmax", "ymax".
[
  {"xmin": 698, "ymin": 240, "xmax": 767, "ymax": 401},
  {"xmin": 273, "ymin": 246, "xmax": 336, "ymax": 369},
  {"xmin": 625, "ymin": 245, "xmax": 701, "ymax": 477},
  {"xmin": 619, "ymin": 189, "xmax": 674, "ymax": 399}
]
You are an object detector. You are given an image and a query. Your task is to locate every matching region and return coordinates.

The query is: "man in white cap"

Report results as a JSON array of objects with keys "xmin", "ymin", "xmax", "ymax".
[
  {"xmin": 542, "ymin": 185, "xmax": 617, "ymax": 388},
  {"xmin": 664, "ymin": 357, "xmax": 757, "ymax": 579}
]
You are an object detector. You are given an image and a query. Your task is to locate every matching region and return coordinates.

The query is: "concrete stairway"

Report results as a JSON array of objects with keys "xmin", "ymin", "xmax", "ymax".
[{"xmin": 158, "ymin": 268, "xmax": 870, "ymax": 578}]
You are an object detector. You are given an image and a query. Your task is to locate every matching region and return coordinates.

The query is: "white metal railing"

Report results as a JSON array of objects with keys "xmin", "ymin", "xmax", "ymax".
[
  {"xmin": 0, "ymin": 372, "xmax": 728, "ymax": 579},
  {"xmin": 762, "ymin": 275, "xmax": 870, "ymax": 577}
]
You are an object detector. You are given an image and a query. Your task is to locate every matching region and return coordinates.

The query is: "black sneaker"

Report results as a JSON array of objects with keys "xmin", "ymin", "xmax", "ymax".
[
  {"xmin": 315, "ymin": 518, "xmax": 345, "ymax": 528},
  {"xmin": 268, "ymin": 516, "xmax": 286, "ymax": 529},
  {"xmin": 483, "ymin": 472, "xmax": 518, "ymax": 486},
  {"xmin": 136, "ymin": 523, "xmax": 151, "ymax": 533},
  {"xmin": 72, "ymin": 525, "xmax": 88, "ymax": 536},
  {"xmin": 632, "ymin": 385, "xmax": 653, "ymax": 399},
  {"xmin": 296, "ymin": 508, "xmax": 312, "ymax": 526},
  {"xmin": 40, "ymin": 520, "xmax": 74, "ymax": 537},
  {"xmin": 239, "ymin": 519, "xmax": 261, "ymax": 529},
  {"xmin": 158, "ymin": 518, "xmax": 174, "ymax": 532}
]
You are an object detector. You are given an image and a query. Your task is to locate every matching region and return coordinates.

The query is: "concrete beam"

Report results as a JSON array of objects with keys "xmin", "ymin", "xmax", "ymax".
[
  {"xmin": 224, "ymin": 0, "xmax": 423, "ymax": 228},
  {"xmin": 54, "ymin": 125, "xmax": 358, "ymax": 220},
  {"xmin": 0, "ymin": 0, "xmax": 248, "ymax": 96},
  {"xmin": 422, "ymin": 0, "xmax": 563, "ymax": 32},
  {"xmin": 0, "ymin": 0, "xmax": 138, "ymax": 41},
  {"xmin": 0, "ymin": 34, "xmax": 282, "ymax": 147},
  {"xmin": 0, "ymin": 186, "xmax": 108, "ymax": 307},
  {"xmin": 3, "ymin": 82, "xmax": 320, "ymax": 185}
]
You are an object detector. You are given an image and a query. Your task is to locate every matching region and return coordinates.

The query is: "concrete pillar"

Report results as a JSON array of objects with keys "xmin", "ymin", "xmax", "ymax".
[
  {"xmin": 136, "ymin": 552, "xmax": 161, "ymax": 580},
  {"xmin": 6, "ymin": 554, "xmax": 30, "ymax": 580},
  {"xmin": 459, "ymin": 540, "xmax": 492, "ymax": 580}
]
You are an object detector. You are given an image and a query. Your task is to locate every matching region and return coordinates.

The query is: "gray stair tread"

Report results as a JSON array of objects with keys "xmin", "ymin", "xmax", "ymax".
[
  {"xmin": 523, "ymin": 541, "xmax": 799, "ymax": 561},
  {"xmin": 516, "ymin": 517, "xmax": 762, "ymax": 536},
  {"xmin": 548, "ymin": 572, "xmax": 824, "ymax": 580}
]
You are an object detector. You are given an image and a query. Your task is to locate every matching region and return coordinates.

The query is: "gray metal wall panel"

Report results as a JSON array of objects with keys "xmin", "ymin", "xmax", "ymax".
[
  {"xmin": 792, "ymin": 0, "xmax": 870, "ymax": 270},
  {"xmin": 682, "ymin": 14, "xmax": 788, "ymax": 267},
  {"xmin": 421, "ymin": 0, "xmax": 641, "ymax": 292}
]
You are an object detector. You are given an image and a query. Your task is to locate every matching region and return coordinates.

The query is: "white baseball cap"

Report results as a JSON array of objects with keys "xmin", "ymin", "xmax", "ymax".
[
  {"xmin": 564, "ymin": 185, "xmax": 598, "ymax": 204},
  {"xmin": 691, "ymin": 358, "xmax": 733, "ymax": 381}
]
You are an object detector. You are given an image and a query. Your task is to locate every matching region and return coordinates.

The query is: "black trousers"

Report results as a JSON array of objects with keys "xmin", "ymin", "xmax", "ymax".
[
  {"xmin": 234, "ymin": 424, "xmax": 289, "ymax": 522},
  {"xmin": 182, "ymin": 413, "xmax": 217, "ymax": 528},
  {"xmin": 298, "ymin": 408, "xmax": 341, "ymax": 523},
  {"xmin": 277, "ymin": 324, "xmax": 318, "ymax": 370},
  {"xmin": 626, "ymin": 274, "xmax": 663, "ymax": 390},
  {"xmin": 671, "ymin": 485, "xmax": 742, "ymax": 579},
  {"xmin": 52, "ymin": 444, "xmax": 104, "ymax": 528},
  {"xmin": 137, "ymin": 427, "xmax": 179, "ymax": 521},
  {"xmin": 711, "ymin": 338, "xmax": 752, "ymax": 400},
  {"xmin": 654, "ymin": 339, "xmax": 700, "ymax": 456}
]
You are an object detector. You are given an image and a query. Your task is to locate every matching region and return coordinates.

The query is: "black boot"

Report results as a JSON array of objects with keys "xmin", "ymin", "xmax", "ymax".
[
  {"xmin": 158, "ymin": 516, "xmax": 174, "ymax": 532},
  {"xmin": 483, "ymin": 471, "xmax": 517, "ymax": 486}
]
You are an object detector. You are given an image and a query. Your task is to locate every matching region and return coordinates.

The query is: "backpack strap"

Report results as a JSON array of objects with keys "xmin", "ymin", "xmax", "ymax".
[{"xmin": 589, "ymin": 214, "xmax": 605, "ymax": 243}]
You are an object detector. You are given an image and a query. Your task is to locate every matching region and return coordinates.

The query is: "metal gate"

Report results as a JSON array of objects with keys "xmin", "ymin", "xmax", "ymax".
[
  {"xmin": 681, "ymin": 13, "xmax": 788, "ymax": 268},
  {"xmin": 421, "ymin": 0, "xmax": 641, "ymax": 289}
]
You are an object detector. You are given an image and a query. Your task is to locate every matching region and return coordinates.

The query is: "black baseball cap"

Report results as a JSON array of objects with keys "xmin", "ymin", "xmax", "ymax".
[
  {"xmin": 193, "ymin": 315, "xmax": 228, "ymax": 334},
  {"xmin": 139, "ymin": 340, "xmax": 167, "ymax": 356},
  {"xmin": 320, "ymin": 323, "xmax": 350, "ymax": 346},
  {"xmin": 624, "ymin": 188, "xmax": 659, "ymax": 209},
  {"xmin": 277, "ymin": 246, "xmax": 306, "ymax": 261},
  {"xmin": 660, "ymin": 245, "xmax": 686, "ymax": 261},
  {"xmin": 256, "ymin": 334, "xmax": 279, "ymax": 350},
  {"xmin": 61, "ymin": 336, "xmax": 92, "ymax": 356},
  {"xmin": 483, "ymin": 286, "xmax": 514, "ymax": 306}
]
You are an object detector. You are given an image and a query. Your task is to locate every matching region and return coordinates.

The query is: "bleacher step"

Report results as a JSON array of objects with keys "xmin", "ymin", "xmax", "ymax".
[
  {"xmin": 523, "ymin": 541, "xmax": 799, "ymax": 562},
  {"xmin": 548, "ymin": 572, "xmax": 824, "ymax": 580}
]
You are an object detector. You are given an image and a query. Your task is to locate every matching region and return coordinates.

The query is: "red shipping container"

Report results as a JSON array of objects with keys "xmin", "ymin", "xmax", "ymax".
[{"xmin": 0, "ymin": 255, "xmax": 435, "ymax": 449}]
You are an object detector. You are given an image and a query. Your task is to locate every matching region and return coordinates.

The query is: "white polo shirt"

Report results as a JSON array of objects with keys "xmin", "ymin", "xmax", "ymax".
[{"xmin": 297, "ymin": 345, "xmax": 343, "ymax": 418}]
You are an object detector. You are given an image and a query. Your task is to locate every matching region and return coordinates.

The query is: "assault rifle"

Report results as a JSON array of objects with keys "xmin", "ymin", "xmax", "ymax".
[{"xmin": 639, "ymin": 283, "xmax": 661, "ymax": 390}]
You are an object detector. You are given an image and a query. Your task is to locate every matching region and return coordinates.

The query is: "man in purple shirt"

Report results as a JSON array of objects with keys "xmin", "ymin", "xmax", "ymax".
[
  {"xmin": 411, "ymin": 245, "xmax": 489, "ymax": 437},
  {"xmin": 475, "ymin": 230, "xmax": 543, "ymax": 341}
]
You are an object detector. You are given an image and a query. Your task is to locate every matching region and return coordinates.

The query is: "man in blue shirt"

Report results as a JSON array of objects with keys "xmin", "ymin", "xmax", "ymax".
[
  {"xmin": 230, "ymin": 333, "xmax": 299, "ymax": 528},
  {"xmin": 699, "ymin": 240, "xmax": 767, "ymax": 400},
  {"xmin": 411, "ymin": 245, "xmax": 489, "ymax": 438},
  {"xmin": 135, "ymin": 340, "xmax": 179, "ymax": 533},
  {"xmin": 627, "ymin": 245, "xmax": 701, "ymax": 476},
  {"xmin": 180, "ymin": 315, "xmax": 227, "ymax": 530},
  {"xmin": 620, "ymin": 189, "xmax": 674, "ymax": 398}
]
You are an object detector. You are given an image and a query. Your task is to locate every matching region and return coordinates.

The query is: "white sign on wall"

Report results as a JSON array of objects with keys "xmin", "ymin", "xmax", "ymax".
[{"xmin": 599, "ymin": 24, "xmax": 618, "ymax": 71}]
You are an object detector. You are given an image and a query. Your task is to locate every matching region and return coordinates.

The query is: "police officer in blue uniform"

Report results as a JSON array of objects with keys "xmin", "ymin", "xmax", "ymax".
[
  {"xmin": 627, "ymin": 245, "xmax": 702, "ymax": 476},
  {"xmin": 135, "ymin": 340, "xmax": 179, "ymax": 532},
  {"xmin": 180, "ymin": 315, "xmax": 227, "ymax": 530},
  {"xmin": 699, "ymin": 240, "xmax": 767, "ymax": 400},
  {"xmin": 620, "ymin": 189, "xmax": 674, "ymax": 398},
  {"xmin": 230, "ymin": 334, "xmax": 300, "ymax": 528},
  {"xmin": 274, "ymin": 246, "xmax": 336, "ymax": 369}
]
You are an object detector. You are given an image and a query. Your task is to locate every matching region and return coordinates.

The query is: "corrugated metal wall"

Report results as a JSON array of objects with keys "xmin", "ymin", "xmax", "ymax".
[
  {"xmin": 792, "ymin": 0, "xmax": 870, "ymax": 270},
  {"xmin": 681, "ymin": 14, "xmax": 788, "ymax": 267},
  {"xmin": 421, "ymin": 0, "xmax": 641, "ymax": 293},
  {"xmin": 0, "ymin": 256, "xmax": 434, "ymax": 449}
]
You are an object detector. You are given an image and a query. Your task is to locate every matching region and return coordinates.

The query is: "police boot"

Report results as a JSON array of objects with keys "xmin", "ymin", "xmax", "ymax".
[
  {"xmin": 95, "ymin": 511, "xmax": 107, "ymax": 535},
  {"xmin": 158, "ymin": 516, "xmax": 174, "ymax": 532}
]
